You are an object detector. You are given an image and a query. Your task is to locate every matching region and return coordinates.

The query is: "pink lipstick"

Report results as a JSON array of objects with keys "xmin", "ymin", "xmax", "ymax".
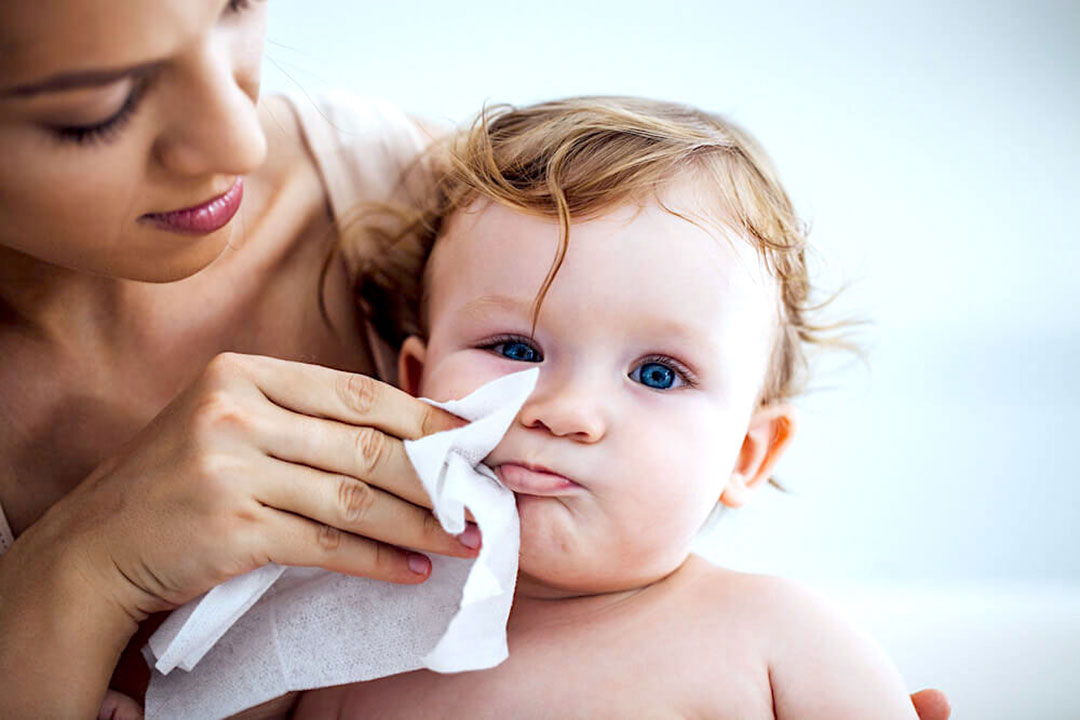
[{"xmin": 140, "ymin": 178, "xmax": 243, "ymax": 235}]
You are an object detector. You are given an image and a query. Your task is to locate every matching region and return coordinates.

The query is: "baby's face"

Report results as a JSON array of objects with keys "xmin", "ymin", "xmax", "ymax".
[{"xmin": 401, "ymin": 184, "xmax": 784, "ymax": 596}]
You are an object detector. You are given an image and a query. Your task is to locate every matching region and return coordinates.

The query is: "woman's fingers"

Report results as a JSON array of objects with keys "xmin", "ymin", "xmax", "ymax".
[
  {"xmin": 52, "ymin": 352, "xmax": 480, "ymax": 633},
  {"xmin": 257, "ymin": 405, "xmax": 436, "ymax": 510},
  {"xmin": 260, "ymin": 508, "xmax": 432, "ymax": 584},
  {"xmin": 255, "ymin": 458, "xmax": 480, "ymax": 557},
  {"xmin": 198, "ymin": 353, "xmax": 485, "ymax": 573},
  {"xmin": 97, "ymin": 690, "xmax": 143, "ymax": 720},
  {"xmin": 227, "ymin": 353, "xmax": 463, "ymax": 440},
  {"xmin": 911, "ymin": 689, "xmax": 950, "ymax": 720}
]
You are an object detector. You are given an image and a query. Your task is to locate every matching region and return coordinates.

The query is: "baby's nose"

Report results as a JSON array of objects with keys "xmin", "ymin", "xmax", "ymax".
[{"xmin": 518, "ymin": 378, "xmax": 607, "ymax": 442}]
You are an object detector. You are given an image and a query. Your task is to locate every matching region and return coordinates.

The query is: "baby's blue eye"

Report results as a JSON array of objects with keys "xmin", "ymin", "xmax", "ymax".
[
  {"xmin": 494, "ymin": 340, "xmax": 541, "ymax": 363},
  {"xmin": 631, "ymin": 362, "xmax": 678, "ymax": 390}
]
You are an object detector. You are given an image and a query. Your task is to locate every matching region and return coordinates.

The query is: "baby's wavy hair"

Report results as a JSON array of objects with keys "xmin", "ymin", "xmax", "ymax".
[{"xmin": 348, "ymin": 95, "xmax": 840, "ymax": 405}]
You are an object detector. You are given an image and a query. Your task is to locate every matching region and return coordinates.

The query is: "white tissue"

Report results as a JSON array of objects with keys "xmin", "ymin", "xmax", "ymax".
[{"xmin": 143, "ymin": 368, "xmax": 538, "ymax": 719}]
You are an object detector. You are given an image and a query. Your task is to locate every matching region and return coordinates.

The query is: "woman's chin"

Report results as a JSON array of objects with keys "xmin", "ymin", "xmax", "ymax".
[{"xmin": 99, "ymin": 228, "xmax": 233, "ymax": 283}]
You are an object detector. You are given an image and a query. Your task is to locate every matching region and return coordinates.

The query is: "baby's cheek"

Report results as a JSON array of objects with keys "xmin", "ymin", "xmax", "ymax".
[
  {"xmin": 420, "ymin": 352, "xmax": 506, "ymax": 402},
  {"xmin": 612, "ymin": 433, "xmax": 725, "ymax": 556},
  {"xmin": 618, "ymin": 492, "xmax": 703, "ymax": 567}
]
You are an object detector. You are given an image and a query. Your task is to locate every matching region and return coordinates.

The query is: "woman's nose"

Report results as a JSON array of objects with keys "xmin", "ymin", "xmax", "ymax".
[
  {"xmin": 518, "ymin": 374, "xmax": 607, "ymax": 443},
  {"xmin": 153, "ymin": 41, "xmax": 266, "ymax": 179}
]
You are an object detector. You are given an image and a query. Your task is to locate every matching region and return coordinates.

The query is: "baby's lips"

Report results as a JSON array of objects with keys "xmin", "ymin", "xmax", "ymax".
[{"xmin": 495, "ymin": 463, "xmax": 580, "ymax": 495}]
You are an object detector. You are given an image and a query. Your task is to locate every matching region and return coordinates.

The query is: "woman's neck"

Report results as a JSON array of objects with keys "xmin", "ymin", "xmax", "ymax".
[{"xmin": 0, "ymin": 245, "xmax": 132, "ymax": 353}]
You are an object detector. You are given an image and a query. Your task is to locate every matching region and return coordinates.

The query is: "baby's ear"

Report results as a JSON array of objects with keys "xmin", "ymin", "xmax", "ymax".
[
  {"xmin": 397, "ymin": 335, "xmax": 428, "ymax": 398},
  {"xmin": 720, "ymin": 403, "xmax": 798, "ymax": 508}
]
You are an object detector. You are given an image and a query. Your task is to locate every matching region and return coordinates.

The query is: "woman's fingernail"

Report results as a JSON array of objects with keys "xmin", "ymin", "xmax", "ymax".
[
  {"xmin": 458, "ymin": 524, "xmax": 482, "ymax": 550},
  {"xmin": 407, "ymin": 552, "xmax": 431, "ymax": 575}
]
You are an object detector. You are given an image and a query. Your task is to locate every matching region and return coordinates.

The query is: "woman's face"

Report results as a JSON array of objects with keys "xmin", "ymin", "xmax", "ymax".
[{"xmin": 0, "ymin": 0, "xmax": 268, "ymax": 282}]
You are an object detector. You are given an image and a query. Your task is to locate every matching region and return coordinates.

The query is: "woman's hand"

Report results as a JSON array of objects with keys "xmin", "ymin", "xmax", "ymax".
[
  {"xmin": 3, "ymin": 352, "xmax": 474, "ymax": 715},
  {"xmin": 911, "ymin": 689, "xmax": 951, "ymax": 720},
  {"xmin": 54, "ymin": 352, "xmax": 474, "ymax": 622},
  {"xmin": 97, "ymin": 689, "xmax": 145, "ymax": 720}
]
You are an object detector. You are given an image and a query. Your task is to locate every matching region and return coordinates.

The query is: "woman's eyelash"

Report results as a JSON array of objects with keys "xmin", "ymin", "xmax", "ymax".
[
  {"xmin": 226, "ymin": 0, "xmax": 267, "ymax": 14},
  {"xmin": 50, "ymin": 1, "xmax": 257, "ymax": 147},
  {"xmin": 53, "ymin": 78, "xmax": 149, "ymax": 146}
]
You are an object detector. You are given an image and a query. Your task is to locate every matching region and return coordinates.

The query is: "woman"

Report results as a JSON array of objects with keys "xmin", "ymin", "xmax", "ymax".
[{"xmin": 0, "ymin": 1, "xmax": 949, "ymax": 717}]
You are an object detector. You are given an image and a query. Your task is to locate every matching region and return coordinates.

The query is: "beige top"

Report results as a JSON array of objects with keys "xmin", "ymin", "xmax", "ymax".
[
  {"xmin": 0, "ymin": 503, "xmax": 11, "ymax": 556},
  {"xmin": 0, "ymin": 92, "xmax": 431, "ymax": 559},
  {"xmin": 287, "ymin": 90, "xmax": 431, "ymax": 383}
]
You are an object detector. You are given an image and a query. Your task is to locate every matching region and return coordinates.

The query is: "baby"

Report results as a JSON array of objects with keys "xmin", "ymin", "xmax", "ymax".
[{"xmin": 297, "ymin": 96, "xmax": 919, "ymax": 719}]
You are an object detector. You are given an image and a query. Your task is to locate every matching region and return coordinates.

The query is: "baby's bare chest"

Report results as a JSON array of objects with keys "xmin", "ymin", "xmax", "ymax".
[{"xmin": 298, "ymin": 610, "xmax": 775, "ymax": 720}]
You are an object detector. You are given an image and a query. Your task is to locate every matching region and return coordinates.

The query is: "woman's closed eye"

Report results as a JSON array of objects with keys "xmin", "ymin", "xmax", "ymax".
[
  {"xmin": 51, "ymin": 77, "xmax": 150, "ymax": 146},
  {"xmin": 481, "ymin": 335, "xmax": 543, "ymax": 363},
  {"xmin": 629, "ymin": 356, "xmax": 696, "ymax": 390},
  {"xmin": 224, "ymin": 0, "xmax": 265, "ymax": 16},
  {"xmin": 48, "ymin": 0, "xmax": 260, "ymax": 146}
]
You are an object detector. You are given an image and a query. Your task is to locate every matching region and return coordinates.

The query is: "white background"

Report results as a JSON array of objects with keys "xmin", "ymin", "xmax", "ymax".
[{"xmin": 261, "ymin": 2, "xmax": 1080, "ymax": 716}]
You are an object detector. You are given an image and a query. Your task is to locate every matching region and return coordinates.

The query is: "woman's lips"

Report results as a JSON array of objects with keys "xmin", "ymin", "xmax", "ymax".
[
  {"xmin": 495, "ymin": 463, "xmax": 580, "ymax": 496},
  {"xmin": 140, "ymin": 178, "xmax": 243, "ymax": 235}
]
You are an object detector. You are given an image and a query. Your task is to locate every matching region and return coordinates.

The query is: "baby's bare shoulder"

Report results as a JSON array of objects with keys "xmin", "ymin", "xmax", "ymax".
[
  {"xmin": 656, "ymin": 558, "xmax": 815, "ymax": 674},
  {"xmin": 608, "ymin": 557, "xmax": 779, "ymax": 716},
  {"xmin": 660, "ymin": 558, "xmax": 917, "ymax": 719},
  {"xmin": 679, "ymin": 561, "xmax": 920, "ymax": 720},
  {"xmin": 677, "ymin": 559, "xmax": 893, "ymax": 666},
  {"xmin": 669, "ymin": 554, "xmax": 803, "ymax": 622}
]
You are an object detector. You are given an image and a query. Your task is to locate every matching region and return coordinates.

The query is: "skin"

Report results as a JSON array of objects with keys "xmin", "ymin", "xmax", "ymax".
[
  {"xmin": 298, "ymin": 195, "xmax": 919, "ymax": 718},
  {"xmin": 0, "ymin": 2, "xmax": 950, "ymax": 717},
  {"xmin": 404, "ymin": 198, "xmax": 792, "ymax": 597},
  {"xmin": 0, "ymin": 1, "xmax": 477, "ymax": 716}
]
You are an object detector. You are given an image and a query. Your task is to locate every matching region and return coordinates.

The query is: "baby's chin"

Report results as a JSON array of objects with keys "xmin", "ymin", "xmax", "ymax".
[{"xmin": 515, "ymin": 520, "xmax": 692, "ymax": 598}]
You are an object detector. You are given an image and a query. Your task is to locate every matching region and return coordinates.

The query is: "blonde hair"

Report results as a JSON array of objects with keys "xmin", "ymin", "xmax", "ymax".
[{"xmin": 349, "ymin": 95, "xmax": 835, "ymax": 404}]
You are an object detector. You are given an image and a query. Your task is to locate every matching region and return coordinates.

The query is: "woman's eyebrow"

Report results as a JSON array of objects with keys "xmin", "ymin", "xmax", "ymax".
[{"xmin": 4, "ymin": 61, "xmax": 158, "ymax": 98}]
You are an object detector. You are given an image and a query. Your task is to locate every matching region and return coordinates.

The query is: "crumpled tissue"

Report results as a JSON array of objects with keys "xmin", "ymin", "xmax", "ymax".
[{"xmin": 142, "ymin": 368, "xmax": 538, "ymax": 719}]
